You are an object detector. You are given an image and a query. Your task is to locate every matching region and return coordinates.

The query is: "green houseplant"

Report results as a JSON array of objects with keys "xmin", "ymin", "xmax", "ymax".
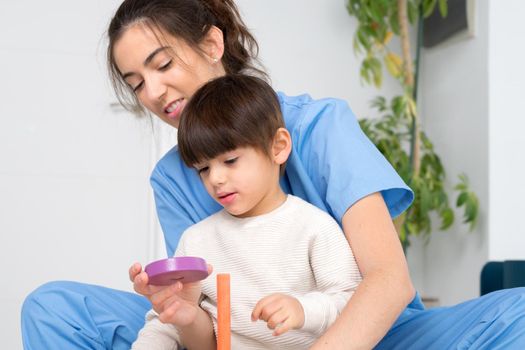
[{"xmin": 345, "ymin": 0, "xmax": 479, "ymax": 248}]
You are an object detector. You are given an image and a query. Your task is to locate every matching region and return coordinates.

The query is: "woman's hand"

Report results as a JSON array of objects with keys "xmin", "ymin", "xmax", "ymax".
[
  {"xmin": 128, "ymin": 262, "xmax": 213, "ymax": 327},
  {"xmin": 251, "ymin": 293, "xmax": 305, "ymax": 336}
]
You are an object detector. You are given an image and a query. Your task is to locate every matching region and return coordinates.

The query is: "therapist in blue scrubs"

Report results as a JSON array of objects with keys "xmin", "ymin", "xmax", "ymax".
[{"xmin": 21, "ymin": 0, "xmax": 525, "ymax": 349}]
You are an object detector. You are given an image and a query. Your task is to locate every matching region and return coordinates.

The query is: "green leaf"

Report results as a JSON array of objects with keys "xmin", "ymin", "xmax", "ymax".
[
  {"xmin": 389, "ymin": 7, "xmax": 400, "ymax": 35},
  {"xmin": 439, "ymin": 0, "xmax": 448, "ymax": 17},
  {"xmin": 353, "ymin": 36, "xmax": 362, "ymax": 54},
  {"xmin": 391, "ymin": 95, "xmax": 406, "ymax": 118},
  {"xmin": 423, "ymin": 0, "xmax": 438, "ymax": 18},
  {"xmin": 407, "ymin": 221, "xmax": 419, "ymax": 235},
  {"xmin": 369, "ymin": 2, "xmax": 384, "ymax": 24},
  {"xmin": 421, "ymin": 132, "xmax": 434, "ymax": 150},
  {"xmin": 456, "ymin": 192, "xmax": 468, "ymax": 207},
  {"xmin": 465, "ymin": 194, "xmax": 479, "ymax": 226},
  {"xmin": 357, "ymin": 27, "xmax": 371, "ymax": 50},
  {"xmin": 419, "ymin": 182, "xmax": 431, "ymax": 217},
  {"xmin": 407, "ymin": 0, "xmax": 419, "ymax": 24},
  {"xmin": 369, "ymin": 57, "xmax": 383, "ymax": 87},
  {"xmin": 439, "ymin": 207, "xmax": 454, "ymax": 230},
  {"xmin": 399, "ymin": 221, "xmax": 407, "ymax": 243},
  {"xmin": 454, "ymin": 173, "xmax": 469, "ymax": 191},
  {"xmin": 360, "ymin": 60, "xmax": 372, "ymax": 85},
  {"xmin": 371, "ymin": 96, "xmax": 387, "ymax": 111}
]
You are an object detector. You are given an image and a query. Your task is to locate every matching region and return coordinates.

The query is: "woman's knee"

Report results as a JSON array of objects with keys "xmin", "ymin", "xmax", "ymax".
[
  {"xmin": 504, "ymin": 287, "xmax": 525, "ymax": 307},
  {"xmin": 488, "ymin": 287, "xmax": 525, "ymax": 321},
  {"xmin": 22, "ymin": 280, "xmax": 81, "ymax": 318},
  {"xmin": 493, "ymin": 286, "xmax": 525, "ymax": 302}
]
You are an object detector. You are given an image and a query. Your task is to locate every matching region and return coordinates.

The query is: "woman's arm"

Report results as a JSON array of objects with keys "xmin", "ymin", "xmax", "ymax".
[{"xmin": 311, "ymin": 192, "xmax": 415, "ymax": 349}]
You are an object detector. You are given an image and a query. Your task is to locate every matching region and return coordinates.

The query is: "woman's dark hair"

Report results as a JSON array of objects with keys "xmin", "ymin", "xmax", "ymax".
[
  {"xmin": 107, "ymin": 0, "xmax": 266, "ymax": 114},
  {"xmin": 178, "ymin": 74, "xmax": 284, "ymax": 168}
]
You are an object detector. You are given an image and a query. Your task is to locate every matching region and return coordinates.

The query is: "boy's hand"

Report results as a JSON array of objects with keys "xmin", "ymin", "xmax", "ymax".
[
  {"xmin": 251, "ymin": 293, "xmax": 305, "ymax": 336},
  {"xmin": 128, "ymin": 262, "xmax": 213, "ymax": 327}
]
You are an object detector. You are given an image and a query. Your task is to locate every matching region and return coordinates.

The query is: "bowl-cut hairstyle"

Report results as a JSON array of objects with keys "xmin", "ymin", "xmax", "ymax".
[{"xmin": 178, "ymin": 74, "xmax": 284, "ymax": 168}]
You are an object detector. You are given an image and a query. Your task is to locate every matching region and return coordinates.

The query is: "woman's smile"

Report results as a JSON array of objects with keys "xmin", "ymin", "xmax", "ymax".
[{"xmin": 164, "ymin": 98, "xmax": 186, "ymax": 122}]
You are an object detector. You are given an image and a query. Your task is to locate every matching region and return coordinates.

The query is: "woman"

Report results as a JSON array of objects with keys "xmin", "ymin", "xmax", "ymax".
[{"xmin": 22, "ymin": 0, "xmax": 525, "ymax": 349}]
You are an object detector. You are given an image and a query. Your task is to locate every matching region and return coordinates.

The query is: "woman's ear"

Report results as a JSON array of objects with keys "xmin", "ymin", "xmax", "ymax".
[
  {"xmin": 272, "ymin": 128, "xmax": 292, "ymax": 166},
  {"xmin": 202, "ymin": 25, "xmax": 225, "ymax": 63}
]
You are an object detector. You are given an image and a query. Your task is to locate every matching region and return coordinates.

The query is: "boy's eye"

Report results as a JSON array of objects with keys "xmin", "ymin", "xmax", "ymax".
[
  {"xmin": 196, "ymin": 166, "xmax": 209, "ymax": 174},
  {"xmin": 224, "ymin": 157, "xmax": 238, "ymax": 165}
]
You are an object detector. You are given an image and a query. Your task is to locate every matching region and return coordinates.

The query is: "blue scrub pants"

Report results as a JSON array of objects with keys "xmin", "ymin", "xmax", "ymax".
[{"xmin": 22, "ymin": 282, "xmax": 525, "ymax": 349}]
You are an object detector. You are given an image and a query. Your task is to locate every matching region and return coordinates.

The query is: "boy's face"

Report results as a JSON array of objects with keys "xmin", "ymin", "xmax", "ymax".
[{"xmin": 194, "ymin": 147, "xmax": 282, "ymax": 217}]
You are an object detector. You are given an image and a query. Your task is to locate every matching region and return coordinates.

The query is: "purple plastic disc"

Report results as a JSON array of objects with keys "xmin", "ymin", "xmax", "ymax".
[{"xmin": 145, "ymin": 257, "xmax": 208, "ymax": 286}]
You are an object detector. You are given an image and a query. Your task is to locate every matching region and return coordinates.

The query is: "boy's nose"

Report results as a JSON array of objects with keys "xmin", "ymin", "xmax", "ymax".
[{"xmin": 209, "ymin": 167, "xmax": 226, "ymax": 186}]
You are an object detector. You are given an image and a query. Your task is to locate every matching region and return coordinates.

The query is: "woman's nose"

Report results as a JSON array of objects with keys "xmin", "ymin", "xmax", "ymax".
[{"xmin": 144, "ymin": 74, "xmax": 167, "ymax": 102}]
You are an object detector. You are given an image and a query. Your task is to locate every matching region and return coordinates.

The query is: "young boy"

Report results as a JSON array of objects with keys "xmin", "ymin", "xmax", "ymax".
[{"xmin": 132, "ymin": 75, "xmax": 362, "ymax": 350}]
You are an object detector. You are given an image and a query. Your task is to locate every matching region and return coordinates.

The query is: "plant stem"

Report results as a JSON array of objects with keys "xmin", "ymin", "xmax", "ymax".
[
  {"xmin": 398, "ymin": 0, "xmax": 420, "ymax": 177},
  {"xmin": 398, "ymin": 0, "xmax": 414, "ymax": 88}
]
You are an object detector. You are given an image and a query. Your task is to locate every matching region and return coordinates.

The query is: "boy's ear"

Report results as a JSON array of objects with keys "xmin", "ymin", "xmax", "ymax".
[{"xmin": 272, "ymin": 128, "xmax": 292, "ymax": 165}]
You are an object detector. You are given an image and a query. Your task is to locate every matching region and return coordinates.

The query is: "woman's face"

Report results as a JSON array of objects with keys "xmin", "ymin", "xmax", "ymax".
[{"xmin": 113, "ymin": 24, "xmax": 225, "ymax": 128}]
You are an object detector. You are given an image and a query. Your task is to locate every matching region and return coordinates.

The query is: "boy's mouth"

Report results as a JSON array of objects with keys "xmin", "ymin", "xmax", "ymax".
[{"xmin": 217, "ymin": 192, "xmax": 236, "ymax": 205}]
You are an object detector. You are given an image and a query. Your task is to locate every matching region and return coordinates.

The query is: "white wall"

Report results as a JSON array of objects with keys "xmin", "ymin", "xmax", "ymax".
[
  {"xmin": 0, "ymin": 1, "xmax": 163, "ymax": 349},
  {"xmin": 488, "ymin": 0, "xmax": 525, "ymax": 261}
]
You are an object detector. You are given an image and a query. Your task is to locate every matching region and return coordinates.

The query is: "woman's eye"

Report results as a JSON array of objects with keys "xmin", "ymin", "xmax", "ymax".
[
  {"xmin": 159, "ymin": 60, "xmax": 172, "ymax": 71},
  {"xmin": 132, "ymin": 81, "xmax": 144, "ymax": 92},
  {"xmin": 225, "ymin": 157, "xmax": 238, "ymax": 165}
]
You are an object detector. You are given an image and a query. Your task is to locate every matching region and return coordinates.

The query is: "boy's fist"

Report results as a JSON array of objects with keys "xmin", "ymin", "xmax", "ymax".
[{"xmin": 251, "ymin": 293, "xmax": 305, "ymax": 336}]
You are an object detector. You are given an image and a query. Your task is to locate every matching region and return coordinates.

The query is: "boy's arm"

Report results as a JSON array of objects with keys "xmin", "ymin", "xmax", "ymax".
[
  {"xmin": 177, "ymin": 306, "xmax": 216, "ymax": 350},
  {"xmin": 133, "ymin": 231, "xmax": 216, "ymax": 350},
  {"xmin": 296, "ymin": 214, "xmax": 363, "ymax": 336},
  {"xmin": 172, "ymin": 234, "xmax": 217, "ymax": 350},
  {"xmin": 131, "ymin": 310, "xmax": 181, "ymax": 350},
  {"xmin": 132, "ymin": 306, "xmax": 216, "ymax": 350}
]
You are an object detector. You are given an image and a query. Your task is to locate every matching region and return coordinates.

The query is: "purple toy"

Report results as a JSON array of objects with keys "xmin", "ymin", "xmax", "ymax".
[{"xmin": 145, "ymin": 257, "xmax": 209, "ymax": 286}]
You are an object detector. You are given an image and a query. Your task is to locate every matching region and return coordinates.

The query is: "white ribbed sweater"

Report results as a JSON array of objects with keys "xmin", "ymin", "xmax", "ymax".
[{"xmin": 133, "ymin": 195, "xmax": 362, "ymax": 350}]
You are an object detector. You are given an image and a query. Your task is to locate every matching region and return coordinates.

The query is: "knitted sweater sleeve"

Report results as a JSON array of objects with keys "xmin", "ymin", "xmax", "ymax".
[{"xmin": 295, "ymin": 212, "xmax": 362, "ymax": 335}]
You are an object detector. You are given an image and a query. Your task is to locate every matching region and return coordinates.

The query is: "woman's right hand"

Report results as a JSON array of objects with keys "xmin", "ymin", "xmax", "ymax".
[{"xmin": 128, "ymin": 262, "xmax": 212, "ymax": 326}]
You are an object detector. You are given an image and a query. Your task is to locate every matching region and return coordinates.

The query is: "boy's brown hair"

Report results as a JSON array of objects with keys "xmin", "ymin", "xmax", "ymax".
[{"xmin": 178, "ymin": 74, "xmax": 284, "ymax": 168}]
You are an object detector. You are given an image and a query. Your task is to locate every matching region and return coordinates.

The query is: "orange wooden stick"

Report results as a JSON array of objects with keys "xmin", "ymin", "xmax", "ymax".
[{"xmin": 217, "ymin": 273, "xmax": 231, "ymax": 350}]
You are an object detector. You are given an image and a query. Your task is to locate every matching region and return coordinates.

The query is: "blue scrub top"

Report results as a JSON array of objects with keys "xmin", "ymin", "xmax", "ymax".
[{"xmin": 151, "ymin": 92, "xmax": 414, "ymax": 257}]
